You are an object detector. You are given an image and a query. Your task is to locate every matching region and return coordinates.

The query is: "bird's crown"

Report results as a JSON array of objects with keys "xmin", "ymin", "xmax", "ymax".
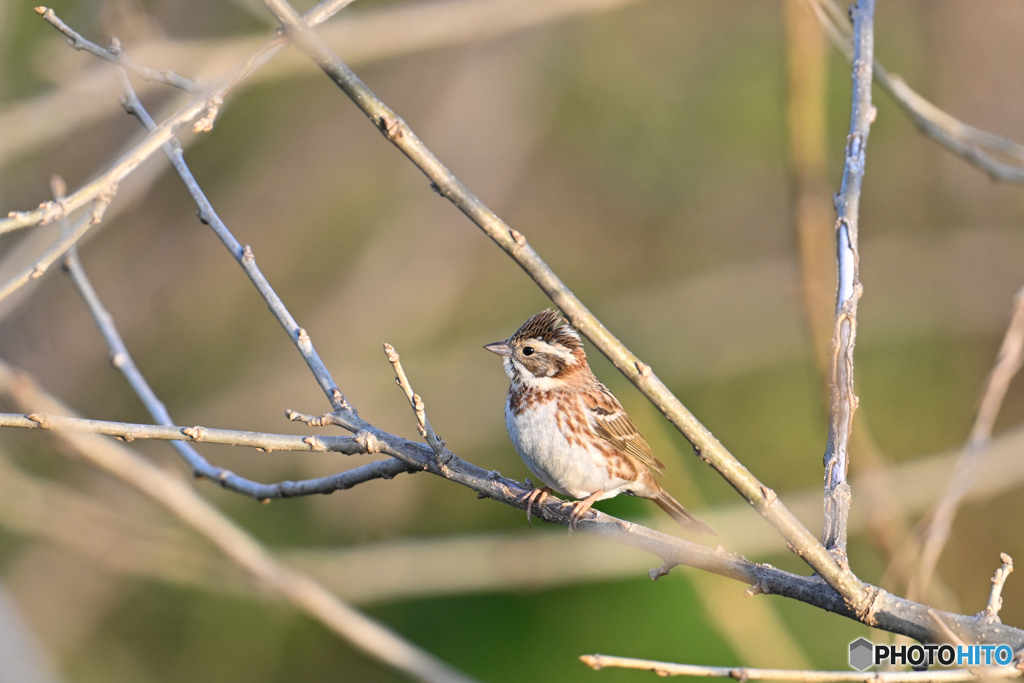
[{"xmin": 509, "ymin": 309, "xmax": 582, "ymax": 351}]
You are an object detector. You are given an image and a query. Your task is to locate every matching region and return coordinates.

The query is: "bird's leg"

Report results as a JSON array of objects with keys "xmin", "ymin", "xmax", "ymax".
[
  {"xmin": 567, "ymin": 490, "xmax": 605, "ymax": 533},
  {"xmin": 521, "ymin": 486, "xmax": 553, "ymax": 527}
]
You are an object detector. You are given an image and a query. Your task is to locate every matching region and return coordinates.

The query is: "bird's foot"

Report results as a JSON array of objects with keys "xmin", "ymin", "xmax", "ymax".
[
  {"xmin": 521, "ymin": 486, "xmax": 553, "ymax": 527},
  {"xmin": 566, "ymin": 491, "xmax": 605, "ymax": 534}
]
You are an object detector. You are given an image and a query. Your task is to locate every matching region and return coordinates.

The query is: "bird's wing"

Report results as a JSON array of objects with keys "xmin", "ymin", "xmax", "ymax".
[{"xmin": 584, "ymin": 387, "xmax": 665, "ymax": 474}]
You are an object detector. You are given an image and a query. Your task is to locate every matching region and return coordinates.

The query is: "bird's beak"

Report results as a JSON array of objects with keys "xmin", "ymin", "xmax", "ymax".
[{"xmin": 483, "ymin": 340, "xmax": 512, "ymax": 357}]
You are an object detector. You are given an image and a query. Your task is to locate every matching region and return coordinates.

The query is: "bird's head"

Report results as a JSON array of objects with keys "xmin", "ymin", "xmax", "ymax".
[{"xmin": 484, "ymin": 309, "xmax": 586, "ymax": 386}]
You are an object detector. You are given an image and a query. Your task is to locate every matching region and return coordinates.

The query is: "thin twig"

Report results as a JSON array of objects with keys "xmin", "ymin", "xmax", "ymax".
[
  {"xmin": 0, "ymin": 412, "xmax": 367, "ymax": 453},
  {"xmin": 35, "ymin": 6, "xmax": 198, "ymax": 92},
  {"xmin": 821, "ymin": 0, "xmax": 874, "ymax": 562},
  {"xmin": 914, "ymin": 289, "xmax": 1024, "ymax": 600},
  {"xmin": 808, "ymin": 0, "xmax": 1024, "ymax": 183},
  {"xmin": 982, "ymin": 553, "xmax": 1014, "ymax": 623},
  {"xmin": 1, "ymin": 0, "xmax": 355, "ymax": 235},
  {"xmin": 383, "ymin": 343, "xmax": 450, "ymax": 462},
  {"xmin": 0, "ymin": 193, "xmax": 113, "ymax": 302},
  {"xmin": 260, "ymin": 0, "xmax": 869, "ymax": 613},
  {"xmin": 0, "ymin": 363, "xmax": 478, "ymax": 683},
  {"xmin": 57, "ymin": 179, "xmax": 409, "ymax": 498},
  {"xmin": 579, "ymin": 654, "xmax": 1020, "ymax": 682},
  {"xmin": 114, "ymin": 67, "xmax": 351, "ymax": 412}
]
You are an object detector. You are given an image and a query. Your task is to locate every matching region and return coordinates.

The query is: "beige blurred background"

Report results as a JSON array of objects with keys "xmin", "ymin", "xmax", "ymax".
[{"xmin": 1, "ymin": 0, "xmax": 1024, "ymax": 681}]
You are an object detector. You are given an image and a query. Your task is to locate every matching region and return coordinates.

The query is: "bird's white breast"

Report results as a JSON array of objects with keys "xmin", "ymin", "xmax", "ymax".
[{"xmin": 505, "ymin": 392, "xmax": 635, "ymax": 500}]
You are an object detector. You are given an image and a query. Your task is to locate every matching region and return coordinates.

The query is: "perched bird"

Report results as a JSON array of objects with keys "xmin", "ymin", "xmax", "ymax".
[{"xmin": 484, "ymin": 309, "xmax": 714, "ymax": 534}]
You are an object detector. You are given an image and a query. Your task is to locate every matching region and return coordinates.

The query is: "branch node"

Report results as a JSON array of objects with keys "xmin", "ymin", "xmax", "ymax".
[
  {"xmin": 355, "ymin": 430, "xmax": 384, "ymax": 454},
  {"xmin": 648, "ymin": 561, "xmax": 676, "ymax": 581},
  {"xmin": 302, "ymin": 434, "xmax": 327, "ymax": 452},
  {"xmin": 743, "ymin": 583, "xmax": 765, "ymax": 598},
  {"xmin": 193, "ymin": 96, "xmax": 224, "ymax": 133},
  {"xmin": 508, "ymin": 228, "xmax": 527, "ymax": 246},
  {"xmin": 26, "ymin": 412, "xmax": 48, "ymax": 427},
  {"xmin": 635, "ymin": 361, "xmax": 652, "ymax": 378},
  {"xmin": 376, "ymin": 114, "xmax": 403, "ymax": 140},
  {"xmin": 760, "ymin": 485, "xmax": 777, "ymax": 504}
]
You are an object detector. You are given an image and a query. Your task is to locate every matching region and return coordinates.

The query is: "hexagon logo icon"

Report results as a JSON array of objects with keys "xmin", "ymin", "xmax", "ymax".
[{"xmin": 849, "ymin": 638, "xmax": 873, "ymax": 671}]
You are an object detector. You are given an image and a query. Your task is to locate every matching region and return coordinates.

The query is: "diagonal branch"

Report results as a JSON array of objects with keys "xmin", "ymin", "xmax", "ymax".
[
  {"xmin": 808, "ymin": 0, "xmax": 1024, "ymax": 183},
  {"xmin": 114, "ymin": 67, "xmax": 351, "ymax": 413},
  {"xmin": 35, "ymin": 6, "xmax": 199, "ymax": 92},
  {"xmin": 57, "ymin": 168, "xmax": 413, "ymax": 498},
  {"xmin": 1, "ymin": 0, "xmax": 355, "ymax": 235},
  {"xmin": 0, "ymin": 362, "xmax": 478, "ymax": 683},
  {"xmin": 821, "ymin": 0, "xmax": 874, "ymax": 562},
  {"xmin": 913, "ymin": 288, "xmax": 1024, "ymax": 600},
  {"xmin": 0, "ymin": 193, "xmax": 113, "ymax": 302},
  {"xmin": 259, "ymin": 0, "xmax": 869, "ymax": 613}
]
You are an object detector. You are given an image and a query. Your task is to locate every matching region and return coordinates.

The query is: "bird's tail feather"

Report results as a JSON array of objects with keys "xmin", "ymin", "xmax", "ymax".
[{"xmin": 654, "ymin": 492, "xmax": 716, "ymax": 535}]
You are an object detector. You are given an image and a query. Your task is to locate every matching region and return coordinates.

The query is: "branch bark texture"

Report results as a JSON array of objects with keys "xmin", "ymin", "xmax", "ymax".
[{"xmin": 822, "ymin": 0, "xmax": 874, "ymax": 560}]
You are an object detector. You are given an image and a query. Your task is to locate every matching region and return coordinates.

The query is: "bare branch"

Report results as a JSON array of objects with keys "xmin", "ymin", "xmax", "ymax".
[
  {"xmin": 0, "ymin": 365, "xmax": 478, "ymax": 683},
  {"xmin": 55, "ymin": 165, "xmax": 408, "ymax": 499},
  {"xmin": 822, "ymin": 0, "xmax": 874, "ymax": 561},
  {"xmin": 809, "ymin": 0, "xmax": 1024, "ymax": 183},
  {"xmin": 579, "ymin": 654, "xmax": 1021, "ymax": 682},
  {"xmin": 1, "ymin": 0, "xmax": 645, "ymax": 169},
  {"xmin": 1, "ymin": 0, "xmax": 355, "ymax": 235},
  {"xmin": 982, "ymin": 554, "xmax": 1014, "ymax": 624},
  {"xmin": 914, "ymin": 289, "xmax": 1024, "ymax": 599},
  {"xmin": 0, "ymin": 412, "xmax": 364, "ymax": 453},
  {"xmin": 260, "ymin": 0, "xmax": 869, "ymax": 612},
  {"xmin": 383, "ymin": 343, "xmax": 450, "ymax": 462},
  {"xmin": 114, "ymin": 69, "xmax": 351, "ymax": 413},
  {"xmin": 0, "ymin": 194, "xmax": 112, "ymax": 302},
  {"xmin": 34, "ymin": 6, "xmax": 198, "ymax": 92}
]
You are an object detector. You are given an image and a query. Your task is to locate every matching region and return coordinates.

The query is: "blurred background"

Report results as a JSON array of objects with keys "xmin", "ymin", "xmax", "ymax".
[{"xmin": 1, "ymin": 0, "xmax": 1024, "ymax": 681}]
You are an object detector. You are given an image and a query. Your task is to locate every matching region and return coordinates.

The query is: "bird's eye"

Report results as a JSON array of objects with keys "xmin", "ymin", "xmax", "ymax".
[{"xmin": 522, "ymin": 346, "xmax": 535, "ymax": 356}]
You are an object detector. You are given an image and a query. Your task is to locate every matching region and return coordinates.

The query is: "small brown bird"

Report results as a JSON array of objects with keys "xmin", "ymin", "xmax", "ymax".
[{"xmin": 485, "ymin": 310, "xmax": 714, "ymax": 534}]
